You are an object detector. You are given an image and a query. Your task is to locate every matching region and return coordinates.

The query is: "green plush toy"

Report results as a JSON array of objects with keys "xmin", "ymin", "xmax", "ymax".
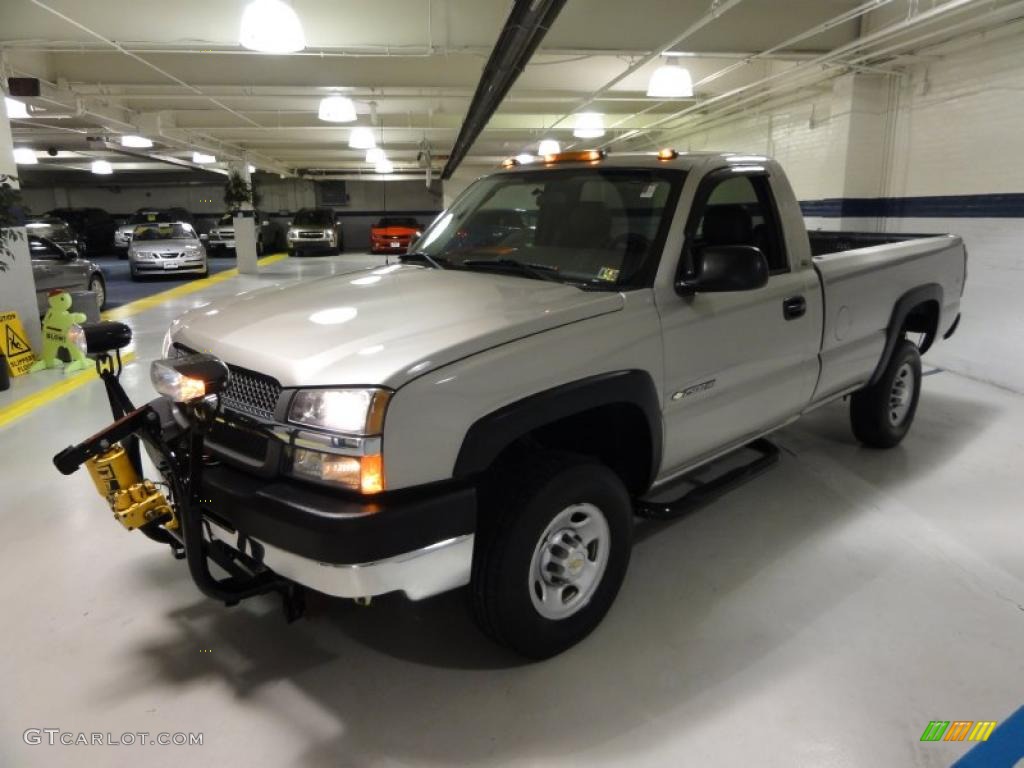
[{"xmin": 30, "ymin": 290, "xmax": 89, "ymax": 373}]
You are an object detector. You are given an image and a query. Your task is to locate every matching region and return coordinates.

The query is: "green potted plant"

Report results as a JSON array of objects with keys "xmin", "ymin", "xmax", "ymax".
[
  {"xmin": 223, "ymin": 170, "xmax": 261, "ymax": 212},
  {"xmin": 0, "ymin": 173, "xmax": 25, "ymax": 273}
]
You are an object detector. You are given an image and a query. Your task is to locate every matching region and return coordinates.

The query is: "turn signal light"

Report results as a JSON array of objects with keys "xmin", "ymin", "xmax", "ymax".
[
  {"xmin": 542, "ymin": 149, "xmax": 605, "ymax": 164},
  {"xmin": 657, "ymin": 148, "xmax": 679, "ymax": 160}
]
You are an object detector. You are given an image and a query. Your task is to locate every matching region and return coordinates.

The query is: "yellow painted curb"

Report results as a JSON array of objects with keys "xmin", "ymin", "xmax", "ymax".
[
  {"xmin": 0, "ymin": 351, "xmax": 137, "ymax": 429},
  {"xmin": 101, "ymin": 252, "xmax": 288, "ymax": 322}
]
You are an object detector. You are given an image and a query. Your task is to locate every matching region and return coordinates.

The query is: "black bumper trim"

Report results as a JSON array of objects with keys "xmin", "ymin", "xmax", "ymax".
[{"xmin": 199, "ymin": 464, "xmax": 476, "ymax": 565}]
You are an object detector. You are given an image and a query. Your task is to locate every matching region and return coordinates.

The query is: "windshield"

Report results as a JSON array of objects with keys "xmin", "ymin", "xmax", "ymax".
[
  {"xmin": 133, "ymin": 223, "xmax": 196, "ymax": 241},
  {"xmin": 412, "ymin": 168, "xmax": 683, "ymax": 289},
  {"xmin": 128, "ymin": 211, "xmax": 172, "ymax": 225},
  {"xmin": 293, "ymin": 209, "xmax": 331, "ymax": 226},
  {"xmin": 27, "ymin": 220, "xmax": 70, "ymax": 239},
  {"xmin": 377, "ymin": 217, "xmax": 418, "ymax": 228}
]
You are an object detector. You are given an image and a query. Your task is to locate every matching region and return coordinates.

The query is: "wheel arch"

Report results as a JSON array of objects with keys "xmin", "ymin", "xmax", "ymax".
[
  {"xmin": 869, "ymin": 283, "xmax": 942, "ymax": 386},
  {"xmin": 453, "ymin": 370, "xmax": 663, "ymax": 495}
]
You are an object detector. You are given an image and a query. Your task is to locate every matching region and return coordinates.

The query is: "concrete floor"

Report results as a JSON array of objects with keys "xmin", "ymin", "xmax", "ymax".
[{"xmin": 1, "ymin": 253, "xmax": 1021, "ymax": 767}]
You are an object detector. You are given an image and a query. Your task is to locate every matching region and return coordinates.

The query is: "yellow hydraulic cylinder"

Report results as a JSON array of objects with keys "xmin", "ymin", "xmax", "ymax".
[{"xmin": 85, "ymin": 445, "xmax": 178, "ymax": 531}]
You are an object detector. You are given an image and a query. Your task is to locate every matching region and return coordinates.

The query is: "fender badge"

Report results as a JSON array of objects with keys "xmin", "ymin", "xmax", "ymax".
[{"xmin": 672, "ymin": 378, "xmax": 716, "ymax": 401}]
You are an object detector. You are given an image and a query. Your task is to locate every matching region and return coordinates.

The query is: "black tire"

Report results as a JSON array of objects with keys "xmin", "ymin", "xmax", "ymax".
[
  {"xmin": 471, "ymin": 452, "xmax": 633, "ymax": 659},
  {"xmin": 88, "ymin": 274, "xmax": 106, "ymax": 311},
  {"xmin": 850, "ymin": 339, "xmax": 922, "ymax": 448},
  {"xmin": 129, "ymin": 266, "xmax": 140, "ymax": 281}
]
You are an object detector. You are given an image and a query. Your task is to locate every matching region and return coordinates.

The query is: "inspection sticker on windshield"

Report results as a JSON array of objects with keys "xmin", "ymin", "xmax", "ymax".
[
  {"xmin": 597, "ymin": 267, "xmax": 620, "ymax": 282},
  {"xmin": 640, "ymin": 183, "xmax": 657, "ymax": 199}
]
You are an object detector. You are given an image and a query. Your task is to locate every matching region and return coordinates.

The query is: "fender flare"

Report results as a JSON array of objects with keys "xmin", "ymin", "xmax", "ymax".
[
  {"xmin": 453, "ymin": 370, "xmax": 663, "ymax": 487},
  {"xmin": 869, "ymin": 283, "xmax": 943, "ymax": 386}
]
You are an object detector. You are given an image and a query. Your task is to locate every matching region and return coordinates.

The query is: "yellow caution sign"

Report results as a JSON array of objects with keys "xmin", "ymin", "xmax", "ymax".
[{"xmin": 0, "ymin": 310, "xmax": 38, "ymax": 376}]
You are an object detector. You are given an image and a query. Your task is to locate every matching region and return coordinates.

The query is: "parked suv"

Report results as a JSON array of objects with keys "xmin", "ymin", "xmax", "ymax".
[
  {"xmin": 207, "ymin": 210, "xmax": 282, "ymax": 256},
  {"xmin": 286, "ymin": 208, "xmax": 344, "ymax": 256},
  {"xmin": 45, "ymin": 207, "xmax": 116, "ymax": 254}
]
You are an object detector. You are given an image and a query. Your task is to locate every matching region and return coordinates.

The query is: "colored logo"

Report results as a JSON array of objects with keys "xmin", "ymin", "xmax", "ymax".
[{"xmin": 921, "ymin": 721, "xmax": 998, "ymax": 742}]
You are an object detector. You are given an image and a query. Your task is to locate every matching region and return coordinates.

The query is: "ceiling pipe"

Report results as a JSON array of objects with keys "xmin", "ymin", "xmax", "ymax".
[
  {"xmin": 441, "ymin": 0, "xmax": 569, "ymax": 179},
  {"xmin": 606, "ymin": 0, "xmax": 988, "ymax": 148},
  {"xmin": 542, "ymin": 0, "xmax": 748, "ymax": 135}
]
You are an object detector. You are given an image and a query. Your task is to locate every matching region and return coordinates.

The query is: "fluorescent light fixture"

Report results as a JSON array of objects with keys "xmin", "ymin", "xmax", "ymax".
[
  {"xmin": 5, "ymin": 97, "xmax": 29, "ymax": 119},
  {"xmin": 120, "ymin": 135, "xmax": 152, "ymax": 148},
  {"xmin": 13, "ymin": 147, "xmax": 37, "ymax": 165},
  {"xmin": 91, "ymin": 160, "xmax": 113, "ymax": 175},
  {"xmin": 318, "ymin": 95, "xmax": 356, "ymax": 123},
  {"xmin": 573, "ymin": 112, "xmax": 605, "ymax": 139},
  {"xmin": 514, "ymin": 154, "xmax": 535, "ymax": 165},
  {"xmin": 365, "ymin": 147, "xmax": 385, "ymax": 163},
  {"xmin": 348, "ymin": 127, "xmax": 376, "ymax": 150},
  {"xmin": 239, "ymin": 0, "xmax": 306, "ymax": 53},
  {"xmin": 647, "ymin": 62, "xmax": 693, "ymax": 98},
  {"xmin": 247, "ymin": 164, "xmax": 256, "ymax": 174},
  {"xmin": 374, "ymin": 159, "xmax": 394, "ymax": 174},
  {"xmin": 537, "ymin": 139, "xmax": 560, "ymax": 156},
  {"xmin": 192, "ymin": 151, "xmax": 216, "ymax": 164}
]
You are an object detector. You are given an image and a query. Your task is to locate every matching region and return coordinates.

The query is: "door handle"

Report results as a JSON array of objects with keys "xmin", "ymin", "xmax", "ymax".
[{"xmin": 783, "ymin": 295, "xmax": 806, "ymax": 320}]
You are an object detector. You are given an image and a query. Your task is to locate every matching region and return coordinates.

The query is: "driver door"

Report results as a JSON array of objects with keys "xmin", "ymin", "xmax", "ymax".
[{"xmin": 655, "ymin": 169, "xmax": 821, "ymax": 473}]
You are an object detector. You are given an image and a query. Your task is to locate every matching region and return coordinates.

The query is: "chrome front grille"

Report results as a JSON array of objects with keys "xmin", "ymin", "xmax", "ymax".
[
  {"xmin": 220, "ymin": 366, "xmax": 282, "ymax": 421},
  {"xmin": 173, "ymin": 344, "xmax": 281, "ymax": 420},
  {"xmin": 298, "ymin": 230, "xmax": 326, "ymax": 239}
]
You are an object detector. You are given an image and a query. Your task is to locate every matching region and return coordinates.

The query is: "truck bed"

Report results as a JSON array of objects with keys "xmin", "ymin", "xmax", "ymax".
[{"xmin": 809, "ymin": 231, "xmax": 966, "ymax": 403}]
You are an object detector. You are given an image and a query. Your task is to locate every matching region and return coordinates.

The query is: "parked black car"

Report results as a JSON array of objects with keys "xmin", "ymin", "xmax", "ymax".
[
  {"xmin": 26, "ymin": 217, "xmax": 85, "ymax": 257},
  {"xmin": 44, "ymin": 207, "xmax": 116, "ymax": 254}
]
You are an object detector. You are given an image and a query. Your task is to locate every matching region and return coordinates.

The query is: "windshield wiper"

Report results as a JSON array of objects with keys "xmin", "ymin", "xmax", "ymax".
[
  {"xmin": 459, "ymin": 258, "xmax": 562, "ymax": 283},
  {"xmin": 400, "ymin": 250, "xmax": 446, "ymax": 269}
]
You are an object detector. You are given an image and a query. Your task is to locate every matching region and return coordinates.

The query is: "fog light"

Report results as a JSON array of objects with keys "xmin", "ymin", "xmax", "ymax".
[
  {"xmin": 291, "ymin": 449, "xmax": 384, "ymax": 494},
  {"xmin": 150, "ymin": 354, "xmax": 230, "ymax": 403}
]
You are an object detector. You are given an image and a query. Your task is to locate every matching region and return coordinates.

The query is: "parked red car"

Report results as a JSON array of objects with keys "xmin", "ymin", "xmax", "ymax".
[{"xmin": 370, "ymin": 216, "xmax": 421, "ymax": 254}]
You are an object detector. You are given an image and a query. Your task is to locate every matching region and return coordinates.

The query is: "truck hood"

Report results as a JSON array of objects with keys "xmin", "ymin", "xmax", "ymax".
[{"xmin": 170, "ymin": 264, "xmax": 623, "ymax": 388}]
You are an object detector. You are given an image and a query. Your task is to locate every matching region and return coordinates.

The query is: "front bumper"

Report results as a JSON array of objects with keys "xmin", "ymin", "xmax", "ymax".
[
  {"xmin": 132, "ymin": 257, "xmax": 207, "ymax": 273},
  {"xmin": 198, "ymin": 463, "xmax": 477, "ymax": 600}
]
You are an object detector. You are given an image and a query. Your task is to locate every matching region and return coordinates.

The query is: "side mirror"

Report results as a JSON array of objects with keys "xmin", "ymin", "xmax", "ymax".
[{"xmin": 677, "ymin": 245, "xmax": 769, "ymax": 295}]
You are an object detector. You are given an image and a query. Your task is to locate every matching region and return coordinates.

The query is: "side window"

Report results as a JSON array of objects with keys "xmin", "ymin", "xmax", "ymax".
[{"xmin": 688, "ymin": 173, "xmax": 789, "ymax": 275}]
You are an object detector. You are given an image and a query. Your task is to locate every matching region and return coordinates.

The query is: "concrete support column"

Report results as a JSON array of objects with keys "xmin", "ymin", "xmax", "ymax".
[
  {"xmin": 231, "ymin": 160, "xmax": 259, "ymax": 275},
  {"xmin": 0, "ymin": 96, "xmax": 42, "ymax": 351}
]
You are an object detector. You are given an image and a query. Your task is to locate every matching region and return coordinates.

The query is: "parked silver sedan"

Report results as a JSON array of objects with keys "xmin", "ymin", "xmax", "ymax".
[
  {"xmin": 128, "ymin": 222, "xmax": 209, "ymax": 280},
  {"xmin": 30, "ymin": 234, "xmax": 107, "ymax": 314}
]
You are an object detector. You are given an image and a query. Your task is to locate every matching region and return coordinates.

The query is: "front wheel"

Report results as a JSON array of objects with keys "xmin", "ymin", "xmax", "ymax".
[
  {"xmin": 471, "ymin": 452, "xmax": 633, "ymax": 659},
  {"xmin": 88, "ymin": 274, "xmax": 106, "ymax": 311},
  {"xmin": 850, "ymin": 339, "xmax": 922, "ymax": 448}
]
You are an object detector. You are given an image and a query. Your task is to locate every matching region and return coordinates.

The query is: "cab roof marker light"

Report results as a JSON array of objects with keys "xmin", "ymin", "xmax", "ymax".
[
  {"xmin": 542, "ymin": 149, "xmax": 605, "ymax": 164},
  {"xmin": 657, "ymin": 148, "xmax": 678, "ymax": 160}
]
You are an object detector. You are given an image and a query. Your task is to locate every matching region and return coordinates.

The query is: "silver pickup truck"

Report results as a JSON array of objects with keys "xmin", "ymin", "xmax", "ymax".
[{"xmin": 56, "ymin": 150, "xmax": 965, "ymax": 659}]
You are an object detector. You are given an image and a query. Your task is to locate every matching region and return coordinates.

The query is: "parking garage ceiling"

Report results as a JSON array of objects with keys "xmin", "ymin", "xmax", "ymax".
[{"xmin": 2, "ymin": 0, "xmax": 1023, "ymax": 180}]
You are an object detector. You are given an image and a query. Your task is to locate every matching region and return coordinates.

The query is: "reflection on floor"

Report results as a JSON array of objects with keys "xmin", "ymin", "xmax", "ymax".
[{"xmin": 1, "ymin": 252, "xmax": 1021, "ymax": 767}]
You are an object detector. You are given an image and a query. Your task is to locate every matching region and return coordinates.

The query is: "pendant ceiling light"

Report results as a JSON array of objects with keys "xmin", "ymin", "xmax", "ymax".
[
  {"xmin": 348, "ymin": 127, "xmax": 376, "ymax": 150},
  {"xmin": 647, "ymin": 61, "xmax": 694, "ymax": 98},
  {"xmin": 318, "ymin": 95, "xmax": 356, "ymax": 123},
  {"xmin": 537, "ymin": 139, "xmax": 560, "ymax": 156},
  {"xmin": 91, "ymin": 160, "xmax": 113, "ymax": 175},
  {"xmin": 375, "ymin": 159, "xmax": 394, "ymax": 174},
  {"xmin": 239, "ymin": 0, "xmax": 306, "ymax": 54},
  {"xmin": 120, "ymin": 135, "xmax": 152, "ymax": 148},
  {"xmin": 5, "ymin": 97, "xmax": 29, "ymax": 119},
  {"xmin": 192, "ymin": 151, "xmax": 216, "ymax": 164},
  {"xmin": 365, "ymin": 147, "xmax": 385, "ymax": 163},
  {"xmin": 247, "ymin": 164, "xmax": 256, "ymax": 174},
  {"xmin": 573, "ymin": 113, "xmax": 605, "ymax": 139},
  {"xmin": 13, "ymin": 147, "xmax": 37, "ymax": 165}
]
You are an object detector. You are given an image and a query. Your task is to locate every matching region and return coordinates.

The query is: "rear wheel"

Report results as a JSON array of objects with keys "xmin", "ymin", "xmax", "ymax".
[
  {"xmin": 850, "ymin": 339, "xmax": 922, "ymax": 448},
  {"xmin": 471, "ymin": 452, "xmax": 633, "ymax": 659}
]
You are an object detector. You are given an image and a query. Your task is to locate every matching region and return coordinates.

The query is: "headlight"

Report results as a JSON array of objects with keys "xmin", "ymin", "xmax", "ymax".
[
  {"xmin": 287, "ymin": 228, "xmax": 300, "ymax": 239},
  {"xmin": 151, "ymin": 354, "xmax": 230, "ymax": 403},
  {"xmin": 288, "ymin": 388, "xmax": 390, "ymax": 435},
  {"xmin": 291, "ymin": 449, "xmax": 384, "ymax": 494}
]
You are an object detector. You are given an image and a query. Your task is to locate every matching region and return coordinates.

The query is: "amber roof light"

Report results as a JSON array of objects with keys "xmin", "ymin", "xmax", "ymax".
[
  {"xmin": 542, "ymin": 149, "xmax": 605, "ymax": 164},
  {"xmin": 657, "ymin": 148, "xmax": 679, "ymax": 160}
]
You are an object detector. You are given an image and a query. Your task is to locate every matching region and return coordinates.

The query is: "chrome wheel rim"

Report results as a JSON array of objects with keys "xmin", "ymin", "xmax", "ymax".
[
  {"xmin": 529, "ymin": 502, "xmax": 610, "ymax": 620},
  {"xmin": 889, "ymin": 362, "xmax": 915, "ymax": 426},
  {"xmin": 90, "ymin": 278, "xmax": 105, "ymax": 310}
]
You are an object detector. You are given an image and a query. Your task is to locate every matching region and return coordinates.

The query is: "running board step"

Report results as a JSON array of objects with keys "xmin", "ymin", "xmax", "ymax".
[{"xmin": 634, "ymin": 438, "xmax": 780, "ymax": 520}]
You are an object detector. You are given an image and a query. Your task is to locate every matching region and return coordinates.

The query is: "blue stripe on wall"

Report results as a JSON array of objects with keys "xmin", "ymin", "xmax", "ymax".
[{"xmin": 800, "ymin": 193, "xmax": 1024, "ymax": 218}]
